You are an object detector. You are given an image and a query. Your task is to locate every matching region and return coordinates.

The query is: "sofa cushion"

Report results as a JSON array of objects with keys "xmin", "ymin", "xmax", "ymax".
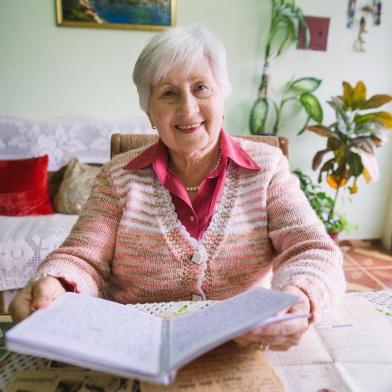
[
  {"xmin": 0, "ymin": 155, "xmax": 54, "ymax": 216},
  {"xmin": 54, "ymin": 158, "xmax": 100, "ymax": 214},
  {"xmin": 0, "ymin": 214, "xmax": 78, "ymax": 291}
]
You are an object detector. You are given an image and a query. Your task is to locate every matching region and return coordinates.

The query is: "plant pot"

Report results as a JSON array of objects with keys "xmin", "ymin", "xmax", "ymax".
[{"xmin": 328, "ymin": 231, "xmax": 341, "ymax": 242}]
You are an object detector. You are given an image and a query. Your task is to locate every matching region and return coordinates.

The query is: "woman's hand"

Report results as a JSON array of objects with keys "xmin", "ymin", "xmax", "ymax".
[
  {"xmin": 8, "ymin": 276, "xmax": 66, "ymax": 323},
  {"xmin": 233, "ymin": 285, "xmax": 311, "ymax": 351}
]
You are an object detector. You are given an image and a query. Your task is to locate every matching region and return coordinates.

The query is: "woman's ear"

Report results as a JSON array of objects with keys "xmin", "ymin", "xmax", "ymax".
[{"xmin": 146, "ymin": 112, "xmax": 156, "ymax": 129}]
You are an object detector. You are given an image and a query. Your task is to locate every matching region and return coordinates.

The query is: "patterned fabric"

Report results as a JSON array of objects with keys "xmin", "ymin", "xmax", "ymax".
[
  {"xmin": 0, "ymin": 115, "xmax": 155, "ymax": 170},
  {"xmin": 54, "ymin": 158, "xmax": 100, "ymax": 214},
  {"xmin": 0, "ymin": 214, "xmax": 78, "ymax": 290},
  {"xmin": 35, "ymin": 139, "xmax": 346, "ymax": 318}
]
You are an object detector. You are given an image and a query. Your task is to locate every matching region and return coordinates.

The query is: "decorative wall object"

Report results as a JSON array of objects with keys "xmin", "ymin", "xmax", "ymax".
[
  {"xmin": 298, "ymin": 16, "xmax": 330, "ymax": 51},
  {"xmin": 56, "ymin": 0, "xmax": 176, "ymax": 31},
  {"xmin": 346, "ymin": 0, "xmax": 382, "ymax": 52}
]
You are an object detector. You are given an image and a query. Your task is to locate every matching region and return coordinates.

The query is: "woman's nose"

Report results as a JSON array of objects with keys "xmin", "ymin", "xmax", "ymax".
[{"xmin": 176, "ymin": 93, "xmax": 198, "ymax": 116}]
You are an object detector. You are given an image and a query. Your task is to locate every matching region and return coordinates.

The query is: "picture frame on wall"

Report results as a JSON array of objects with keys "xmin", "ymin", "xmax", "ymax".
[{"xmin": 55, "ymin": 0, "xmax": 176, "ymax": 31}]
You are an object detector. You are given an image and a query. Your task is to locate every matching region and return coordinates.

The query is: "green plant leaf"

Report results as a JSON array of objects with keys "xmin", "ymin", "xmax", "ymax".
[
  {"xmin": 359, "ymin": 94, "xmax": 392, "ymax": 110},
  {"xmin": 292, "ymin": 6, "xmax": 309, "ymax": 46},
  {"xmin": 352, "ymin": 147, "xmax": 379, "ymax": 181},
  {"xmin": 312, "ymin": 149, "xmax": 329, "ymax": 170},
  {"xmin": 273, "ymin": 0, "xmax": 284, "ymax": 8},
  {"xmin": 354, "ymin": 120, "xmax": 383, "ymax": 135},
  {"xmin": 351, "ymin": 81, "xmax": 367, "ymax": 109},
  {"xmin": 327, "ymin": 136, "xmax": 343, "ymax": 150},
  {"xmin": 277, "ymin": 17, "xmax": 296, "ymax": 56},
  {"xmin": 270, "ymin": 16, "xmax": 296, "ymax": 57},
  {"xmin": 300, "ymin": 93, "xmax": 323, "ymax": 122},
  {"xmin": 342, "ymin": 81, "xmax": 353, "ymax": 110},
  {"xmin": 288, "ymin": 77, "xmax": 322, "ymax": 94},
  {"xmin": 319, "ymin": 158, "xmax": 335, "ymax": 173},
  {"xmin": 353, "ymin": 137, "xmax": 374, "ymax": 152},
  {"xmin": 249, "ymin": 97, "xmax": 269, "ymax": 135},
  {"xmin": 355, "ymin": 111, "xmax": 392, "ymax": 129},
  {"xmin": 347, "ymin": 153, "xmax": 363, "ymax": 177},
  {"xmin": 307, "ymin": 125, "xmax": 334, "ymax": 137},
  {"xmin": 328, "ymin": 97, "xmax": 351, "ymax": 133}
]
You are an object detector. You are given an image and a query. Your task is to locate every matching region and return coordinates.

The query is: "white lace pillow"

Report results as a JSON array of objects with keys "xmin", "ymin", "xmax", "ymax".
[{"xmin": 54, "ymin": 158, "xmax": 100, "ymax": 214}]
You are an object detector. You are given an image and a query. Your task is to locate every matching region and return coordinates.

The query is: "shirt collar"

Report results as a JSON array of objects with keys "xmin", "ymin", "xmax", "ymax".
[
  {"xmin": 219, "ymin": 129, "xmax": 260, "ymax": 170},
  {"xmin": 123, "ymin": 129, "xmax": 260, "ymax": 172}
]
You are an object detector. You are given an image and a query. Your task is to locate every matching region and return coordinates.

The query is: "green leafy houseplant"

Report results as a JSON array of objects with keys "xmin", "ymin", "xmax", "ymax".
[
  {"xmin": 305, "ymin": 81, "xmax": 392, "ymax": 231},
  {"xmin": 294, "ymin": 169, "xmax": 350, "ymax": 236},
  {"xmin": 249, "ymin": 0, "xmax": 323, "ymax": 135}
]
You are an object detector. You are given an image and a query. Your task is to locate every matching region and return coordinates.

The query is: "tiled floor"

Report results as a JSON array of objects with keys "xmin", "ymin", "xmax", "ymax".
[{"xmin": 340, "ymin": 239, "xmax": 392, "ymax": 292}]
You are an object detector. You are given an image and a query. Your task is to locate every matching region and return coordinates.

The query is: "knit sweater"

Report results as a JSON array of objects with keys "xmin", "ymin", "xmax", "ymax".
[{"xmin": 36, "ymin": 138, "xmax": 345, "ymax": 318}]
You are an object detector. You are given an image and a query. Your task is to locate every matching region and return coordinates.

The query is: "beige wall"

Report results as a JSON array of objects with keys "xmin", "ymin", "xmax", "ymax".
[{"xmin": 0, "ymin": 0, "xmax": 391, "ymax": 240}]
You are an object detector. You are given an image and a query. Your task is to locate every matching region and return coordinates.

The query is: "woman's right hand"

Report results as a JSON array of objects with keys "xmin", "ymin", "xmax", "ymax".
[{"xmin": 8, "ymin": 276, "xmax": 66, "ymax": 323}]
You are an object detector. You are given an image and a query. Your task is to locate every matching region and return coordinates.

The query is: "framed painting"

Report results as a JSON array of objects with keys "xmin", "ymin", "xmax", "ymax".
[{"xmin": 55, "ymin": 0, "xmax": 176, "ymax": 31}]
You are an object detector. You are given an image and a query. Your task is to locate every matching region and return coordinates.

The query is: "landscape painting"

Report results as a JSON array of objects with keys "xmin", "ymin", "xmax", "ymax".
[{"xmin": 56, "ymin": 0, "xmax": 175, "ymax": 31}]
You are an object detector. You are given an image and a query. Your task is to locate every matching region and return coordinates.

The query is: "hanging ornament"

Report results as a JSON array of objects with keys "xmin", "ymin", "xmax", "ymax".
[
  {"xmin": 354, "ymin": 16, "xmax": 367, "ymax": 52},
  {"xmin": 349, "ymin": 1, "xmax": 382, "ymax": 52},
  {"xmin": 347, "ymin": 0, "xmax": 357, "ymax": 28},
  {"xmin": 373, "ymin": 0, "xmax": 382, "ymax": 25}
]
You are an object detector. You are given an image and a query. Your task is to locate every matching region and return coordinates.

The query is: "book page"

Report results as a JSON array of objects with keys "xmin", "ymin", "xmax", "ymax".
[
  {"xmin": 141, "ymin": 342, "xmax": 284, "ymax": 392},
  {"xmin": 316, "ymin": 295, "xmax": 392, "ymax": 363},
  {"xmin": 266, "ymin": 295, "xmax": 392, "ymax": 392},
  {"xmin": 169, "ymin": 287, "xmax": 297, "ymax": 369},
  {"xmin": 6, "ymin": 293, "xmax": 163, "ymax": 376}
]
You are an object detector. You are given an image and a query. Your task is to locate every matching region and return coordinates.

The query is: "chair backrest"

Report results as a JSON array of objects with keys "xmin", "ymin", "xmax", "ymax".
[{"xmin": 110, "ymin": 134, "xmax": 289, "ymax": 159}]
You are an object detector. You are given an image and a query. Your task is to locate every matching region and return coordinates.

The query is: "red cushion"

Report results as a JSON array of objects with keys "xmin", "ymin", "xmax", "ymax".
[{"xmin": 0, "ymin": 155, "xmax": 54, "ymax": 216}]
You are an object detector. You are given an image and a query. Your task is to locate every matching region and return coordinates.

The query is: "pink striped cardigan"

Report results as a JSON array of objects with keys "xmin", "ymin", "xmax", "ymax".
[{"xmin": 36, "ymin": 138, "xmax": 345, "ymax": 318}]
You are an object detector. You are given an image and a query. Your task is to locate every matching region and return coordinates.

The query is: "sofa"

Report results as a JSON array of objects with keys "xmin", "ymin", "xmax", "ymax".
[{"xmin": 0, "ymin": 114, "xmax": 154, "ymax": 312}]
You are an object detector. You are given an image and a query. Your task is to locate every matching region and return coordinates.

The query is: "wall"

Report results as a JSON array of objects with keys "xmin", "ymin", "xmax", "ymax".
[{"xmin": 0, "ymin": 0, "xmax": 391, "ymax": 240}]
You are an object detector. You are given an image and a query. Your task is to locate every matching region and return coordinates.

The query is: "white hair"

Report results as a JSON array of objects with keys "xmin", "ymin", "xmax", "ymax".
[{"xmin": 133, "ymin": 25, "xmax": 232, "ymax": 112}]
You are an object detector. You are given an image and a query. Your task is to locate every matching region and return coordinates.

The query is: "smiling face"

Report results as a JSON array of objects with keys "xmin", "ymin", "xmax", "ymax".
[{"xmin": 147, "ymin": 56, "xmax": 224, "ymax": 157}]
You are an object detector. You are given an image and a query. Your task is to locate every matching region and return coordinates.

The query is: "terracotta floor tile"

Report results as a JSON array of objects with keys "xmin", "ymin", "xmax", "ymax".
[
  {"xmin": 343, "ymin": 259, "xmax": 360, "ymax": 270},
  {"xmin": 344, "ymin": 249, "xmax": 392, "ymax": 269},
  {"xmin": 352, "ymin": 248, "xmax": 392, "ymax": 262},
  {"xmin": 344, "ymin": 269, "xmax": 384, "ymax": 292},
  {"xmin": 370, "ymin": 269, "xmax": 392, "ymax": 288}
]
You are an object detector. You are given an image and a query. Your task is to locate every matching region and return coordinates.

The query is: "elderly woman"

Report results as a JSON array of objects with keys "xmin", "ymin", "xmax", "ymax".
[{"xmin": 10, "ymin": 26, "xmax": 345, "ymax": 351}]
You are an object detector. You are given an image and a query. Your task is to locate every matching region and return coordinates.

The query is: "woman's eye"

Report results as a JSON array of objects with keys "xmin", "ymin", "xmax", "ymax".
[
  {"xmin": 194, "ymin": 84, "xmax": 210, "ymax": 96},
  {"xmin": 162, "ymin": 90, "xmax": 175, "ymax": 97},
  {"xmin": 196, "ymin": 84, "xmax": 207, "ymax": 91}
]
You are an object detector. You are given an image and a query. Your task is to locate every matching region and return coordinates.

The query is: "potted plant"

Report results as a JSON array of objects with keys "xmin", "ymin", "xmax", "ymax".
[
  {"xmin": 249, "ymin": 0, "xmax": 324, "ymax": 135},
  {"xmin": 294, "ymin": 169, "xmax": 350, "ymax": 239},
  {"xmin": 304, "ymin": 81, "xmax": 392, "ymax": 235}
]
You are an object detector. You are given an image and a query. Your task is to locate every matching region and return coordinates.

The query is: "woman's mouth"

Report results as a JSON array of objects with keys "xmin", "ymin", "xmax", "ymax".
[{"xmin": 175, "ymin": 122, "xmax": 204, "ymax": 134}]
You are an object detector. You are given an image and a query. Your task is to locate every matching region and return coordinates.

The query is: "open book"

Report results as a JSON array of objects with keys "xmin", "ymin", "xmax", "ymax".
[{"xmin": 5, "ymin": 287, "xmax": 305, "ymax": 385}]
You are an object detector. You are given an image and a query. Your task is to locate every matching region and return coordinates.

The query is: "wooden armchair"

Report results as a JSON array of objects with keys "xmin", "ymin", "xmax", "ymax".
[{"xmin": 110, "ymin": 134, "xmax": 289, "ymax": 158}]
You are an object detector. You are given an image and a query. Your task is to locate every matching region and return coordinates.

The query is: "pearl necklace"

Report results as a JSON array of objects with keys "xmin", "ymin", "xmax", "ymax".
[{"xmin": 185, "ymin": 153, "xmax": 221, "ymax": 193}]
